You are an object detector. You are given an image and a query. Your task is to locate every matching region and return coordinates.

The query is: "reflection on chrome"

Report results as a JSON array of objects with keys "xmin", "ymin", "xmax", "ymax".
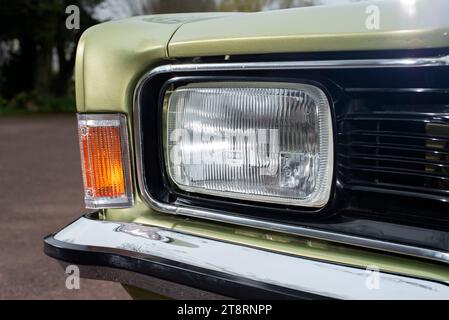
[
  {"xmin": 54, "ymin": 216, "xmax": 449, "ymax": 300},
  {"xmin": 116, "ymin": 224, "xmax": 172, "ymax": 243}
]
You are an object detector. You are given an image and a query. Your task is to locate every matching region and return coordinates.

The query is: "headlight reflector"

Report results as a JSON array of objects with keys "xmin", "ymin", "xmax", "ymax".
[{"xmin": 165, "ymin": 82, "xmax": 333, "ymax": 208}]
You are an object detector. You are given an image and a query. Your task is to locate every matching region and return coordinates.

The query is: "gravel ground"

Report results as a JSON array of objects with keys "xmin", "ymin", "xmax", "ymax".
[{"xmin": 0, "ymin": 115, "xmax": 130, "ymax": 299}]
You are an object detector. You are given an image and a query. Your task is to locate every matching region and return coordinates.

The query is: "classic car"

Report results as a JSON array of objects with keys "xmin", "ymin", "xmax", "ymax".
[{"xmin": 44, "ymin": 0, "xmax": 449, "ymax": 299}]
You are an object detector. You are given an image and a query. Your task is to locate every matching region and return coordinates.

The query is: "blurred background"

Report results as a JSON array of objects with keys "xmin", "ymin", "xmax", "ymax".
[
  {"xmin": 0, "ymin": 0, "xmax": 360, "ymax": 299},
  {"xmin": 0, "ymin": 0, "xmax": 363, "ymax": 113}
]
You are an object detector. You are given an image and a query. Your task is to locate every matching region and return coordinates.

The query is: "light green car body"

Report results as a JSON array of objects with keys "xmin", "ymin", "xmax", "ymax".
[{"xmin": 74, "ymin": 0, "xmax": 449, "ymax": 291}]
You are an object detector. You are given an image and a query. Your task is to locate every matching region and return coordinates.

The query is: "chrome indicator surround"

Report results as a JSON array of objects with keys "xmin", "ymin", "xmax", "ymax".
[
  {"xmin": 133, "ymin": 55, "xmax": 449, "ymax": 264},
  {"xmin": 48, "ymin": 215, "xmax": 449, "ymax": 300}
]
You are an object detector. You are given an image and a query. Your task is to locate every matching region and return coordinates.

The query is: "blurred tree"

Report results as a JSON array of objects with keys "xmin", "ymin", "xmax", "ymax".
[
  {"xmin": 0, "ymin": 0, "xmax": 325, "ymax": 101},
  {"xmin": 218, "ymin": 0, "xmax": 321, "ymax": 11},
  {"xmin": 100, "ymin": 0, "xmax": 217, "ymax": 16},
  {"xmin": 148, "ymin": 0, "xmax": 217, "ymax": 13},
  {"xmin": 217, "ymin": 0, "xmax": 272, "ymax": 11},
  {"xmin": 277, "ymin": 0, "xmax": 322, "ymax": 9},
  {"xmin": 0, "ymin": 0, "xmax": 101, "ymax": 98},
  {"xmin": 146, "ymin": 0, "xmax": 318, "ymax": 13},
  {"xmin": 54, "ymin": 0, "xmax": 101, "ymax": 96},
  {"xmin": 102, "ymin": 0, "xmax": 321, "ymax": 16}
]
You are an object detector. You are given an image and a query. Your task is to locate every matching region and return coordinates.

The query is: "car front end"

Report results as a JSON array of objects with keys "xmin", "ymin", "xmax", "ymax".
[{"xmin": 44, "ymin": 0, "xmax": 449, "ymax": 299}]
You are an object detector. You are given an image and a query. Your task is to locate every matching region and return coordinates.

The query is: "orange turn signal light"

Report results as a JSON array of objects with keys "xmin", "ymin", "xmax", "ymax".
[{"xmin": 77, "ymin": 114, "xmax": 133, "ymax": 208}]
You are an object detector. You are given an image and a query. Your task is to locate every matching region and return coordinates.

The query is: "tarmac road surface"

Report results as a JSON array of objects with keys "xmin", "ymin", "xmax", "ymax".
[{"xmin": 0, "ymin": 115, "xmax": 130, "ymax": 299}]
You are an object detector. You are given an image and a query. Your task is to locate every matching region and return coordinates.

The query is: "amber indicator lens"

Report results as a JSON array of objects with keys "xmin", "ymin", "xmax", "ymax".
[{"xmin": 77, "ymin": 114, "xmax": 133, "ymax": 208}]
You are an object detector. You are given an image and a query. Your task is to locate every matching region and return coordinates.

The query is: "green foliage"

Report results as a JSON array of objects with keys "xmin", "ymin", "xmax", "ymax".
[
  {"xmin": 0, "ymin": 92, "xmax": 76, "ymax": 115},
  {"xmin": 0, "ymin": 96, "xmax": 7, "ymax": 108},
  {"xmin": 9, "ymin": 91, "xmax": 41, "ymax": 112}
]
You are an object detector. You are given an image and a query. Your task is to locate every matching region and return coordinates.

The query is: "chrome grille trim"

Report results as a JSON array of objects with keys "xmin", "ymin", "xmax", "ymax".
[{"xmin": 133, "ymin": 55, "xmax": 449, "ymax": 264}]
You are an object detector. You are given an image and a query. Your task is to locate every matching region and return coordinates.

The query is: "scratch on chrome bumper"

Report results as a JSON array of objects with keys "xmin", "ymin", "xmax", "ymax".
[{"xmin": 44, "ymin": 213, "xmax": 449, "ymax": 300}]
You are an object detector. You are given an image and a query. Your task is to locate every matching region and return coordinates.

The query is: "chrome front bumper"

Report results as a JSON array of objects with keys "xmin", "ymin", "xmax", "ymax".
[{"xmin": 44, "ymin": 213, "xmax": 449, "ymax": 300}]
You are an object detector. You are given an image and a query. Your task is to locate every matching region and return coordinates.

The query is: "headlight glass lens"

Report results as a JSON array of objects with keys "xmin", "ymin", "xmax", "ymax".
[{"xmin": 165, "ymin": 82, "xmax": 333, "ymax": 208}]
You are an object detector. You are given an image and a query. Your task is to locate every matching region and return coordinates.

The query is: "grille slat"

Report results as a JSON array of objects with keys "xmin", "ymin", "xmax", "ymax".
[
  {"xmin": 339, "ymin": 102, "xmax": 449, "ymax": 200},
  {"xmin": 339, "ymin": 116, "xmax": 449, "ymax": 124},
  {"xmin": 338, "ymin": 153, "xmax": 449, "ymax": 168},
  {"xmin": 338, "ymin": 131, "xmax": 449, "ymax": 144},
  {"xmin": 339, "ymin": 142, "xmax": 449, "ymax": 156},
  {"xmin": 339, "ymin": 164, "xmax": 449, "ymax": 180},
  {"xmin": 340, "ymin": 178, "xmax": 449, "ymax": 195}
]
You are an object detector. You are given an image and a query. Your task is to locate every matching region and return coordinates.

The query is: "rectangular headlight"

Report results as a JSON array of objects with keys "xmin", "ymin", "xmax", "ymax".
[
  {"xmin": 77, "ymin": 114, "xmax": 133, "ymax": 209},
  {"xmin": 165, "ymin": 82, "xmax": 333, "ymax": 208}
]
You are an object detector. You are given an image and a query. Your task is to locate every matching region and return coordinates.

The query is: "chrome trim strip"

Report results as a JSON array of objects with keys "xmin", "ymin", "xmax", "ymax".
[
  {"xmin": 53, "ymin": 216, "xmax": 449, "ymax": 300},
  {"xmin": 133, "ymin": 56, "xmax": 449, "ymax": 265},
  {"xmin": 145, "ymin": 55, "xmax": 449, "ymax": 75}
]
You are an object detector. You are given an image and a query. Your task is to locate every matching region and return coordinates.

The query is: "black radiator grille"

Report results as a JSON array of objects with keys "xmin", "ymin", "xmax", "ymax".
[{"xmin": 338, "ymin": 104, "xmax": 449, "ymax": 200}]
